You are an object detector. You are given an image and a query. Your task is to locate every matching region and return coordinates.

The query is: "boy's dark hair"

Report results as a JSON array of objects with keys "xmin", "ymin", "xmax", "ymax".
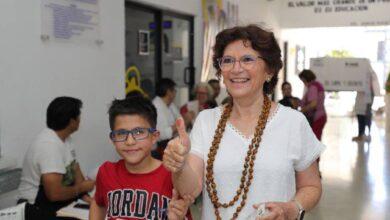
[
  {"xmin": 108, "ymin": 96, "xmax": 157, "ymax": 130},
  {"xmin": 155, "ymin": 78, "xmax": 176, "ymax": 97},
  {"xmin": 46, "ymin": 96, "xmax": 82, "ymax": 131}
]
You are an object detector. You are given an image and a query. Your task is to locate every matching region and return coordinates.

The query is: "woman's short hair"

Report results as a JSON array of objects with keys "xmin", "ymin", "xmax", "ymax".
[
  {"xmin": 299, "ymin": 69, "xmax": 317, "ymax": 82},
  {"xmin": 193, "ymin": 82, "xmax": 213, "ymax": 99},
  {"xmin": 212, "ymin": 24, "xmax": 283, "ymax": 95}
]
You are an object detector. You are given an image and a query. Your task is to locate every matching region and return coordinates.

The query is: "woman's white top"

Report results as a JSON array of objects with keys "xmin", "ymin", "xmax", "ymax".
[{"xmin": 190, "ymin": 104, "xmax": 325, "ymax": 220}]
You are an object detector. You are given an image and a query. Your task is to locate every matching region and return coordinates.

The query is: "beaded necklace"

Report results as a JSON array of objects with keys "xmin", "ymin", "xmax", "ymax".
[{"xmin": 205, "ymin": 96, "xmax": 271, "ymax": 220}]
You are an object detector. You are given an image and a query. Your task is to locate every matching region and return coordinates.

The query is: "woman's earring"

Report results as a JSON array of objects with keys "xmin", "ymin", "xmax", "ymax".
[{"xmin": 266, "ymin": 76, "xmax": 271, "ymax": 82}]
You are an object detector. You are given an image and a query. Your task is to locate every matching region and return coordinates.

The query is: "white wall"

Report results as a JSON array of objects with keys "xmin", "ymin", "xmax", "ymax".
[
  {"xmin": 239, "ymin": 0, "xmax": 281, "ymax": 35},
  {"xmin": 0, "ymin": 1, "xmax": 125, "ymax": 174}
]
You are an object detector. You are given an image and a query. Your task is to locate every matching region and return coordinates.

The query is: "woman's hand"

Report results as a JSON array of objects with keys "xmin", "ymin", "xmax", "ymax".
[
  {"xmin": 167, "ymin": 189, "xmax": 194, "ymax": 220},
  {"xmin": 163, "ymin": 118, "xmax": 191, "ymax": 173},
  {"xmin": 253, "ymin": 202, "xmax": 298, "ymax": 220}
]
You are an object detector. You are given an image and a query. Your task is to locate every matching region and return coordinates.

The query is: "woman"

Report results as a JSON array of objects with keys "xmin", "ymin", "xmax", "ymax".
[
  {"xmin": 279, "ymin": 81, "xmax": 300, "ymax": 110},
  {"xmin": 180, "ymin": 82, "xmax": 213, "ymax": 127},
  {"xmin": 299, "ymin": 69, "xmax": 327, "ymax": 140},
  {"xmin": 163, "ymin": 25, "xmax": 324, "ymax": 220}
]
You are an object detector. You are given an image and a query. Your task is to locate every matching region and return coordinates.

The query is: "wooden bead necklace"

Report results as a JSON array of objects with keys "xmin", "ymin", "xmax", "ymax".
[{"xmin": 205, "ymin": 96, "xmax": 271, "ymax": 220}]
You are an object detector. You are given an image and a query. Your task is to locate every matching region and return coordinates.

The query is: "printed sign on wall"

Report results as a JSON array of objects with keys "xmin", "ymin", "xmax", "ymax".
[
  {"xmin": 41, "ymin": 0, "xmax": 101, "ymax": 45},
  {"xmin": 280, "ymin": 0, "xmax": 390, "ymax": 28}
]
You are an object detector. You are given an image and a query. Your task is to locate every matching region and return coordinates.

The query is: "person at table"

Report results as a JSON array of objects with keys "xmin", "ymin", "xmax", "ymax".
[{"xmin": 18, "ymin": 96, "xmax": 95, "ymax": 219}]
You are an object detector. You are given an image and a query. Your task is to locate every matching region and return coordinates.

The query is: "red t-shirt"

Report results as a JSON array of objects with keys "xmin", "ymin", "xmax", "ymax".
[{"xmin": 94, "ymin": 160, "xmax": 191, "ymax": 220}]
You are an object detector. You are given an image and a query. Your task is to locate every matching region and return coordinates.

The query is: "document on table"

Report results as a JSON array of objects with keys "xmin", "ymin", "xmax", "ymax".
[{"xmin": 56, "ymin": 200, "xmax": 89, "ymax": 220}]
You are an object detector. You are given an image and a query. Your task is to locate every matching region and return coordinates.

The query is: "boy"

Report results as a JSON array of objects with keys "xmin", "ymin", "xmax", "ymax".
[{"xmin": 90, "ymin": 97, "xmax": 192, "ymax": 220}]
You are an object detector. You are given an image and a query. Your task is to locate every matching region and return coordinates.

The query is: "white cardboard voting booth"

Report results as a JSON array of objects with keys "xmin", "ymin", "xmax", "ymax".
[
  {"xmin": 310, "ymin": 57, "xmax": 371, "ymax": 92},
  {"xmin": 310, "ymin": 57, "xmax": 380, "ymax": 94},
  {"xmin": 310, "ymin": 57, "xmax": 388, "ymax": 132}
]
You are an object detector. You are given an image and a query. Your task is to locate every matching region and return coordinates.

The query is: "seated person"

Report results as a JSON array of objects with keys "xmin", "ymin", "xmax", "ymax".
[
  {"xmin": 279, "ymin": 81, "xmax": 300, "ymax": 110},
  {"xmin": 90, "ymin": 97, "xmax": 192, "ymax": 220},
  {"xmin": 152, "ymin": 78, "xmax": 181, "ymax": 159},
  {"xmin": 207, "ymin": 79, "xmax": 221, "ymax": 108},
  {"xmin": 180, "ymin": 82, "xmax": 213, "ymax": 128},
  {"xmin": 18, "ymin": 96, "xmax": 95, "ymax": 219}
]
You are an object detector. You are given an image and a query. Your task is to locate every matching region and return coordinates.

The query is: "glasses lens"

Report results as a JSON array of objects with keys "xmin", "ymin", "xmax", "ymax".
[
  {"xmin": 240, "ymin": 55, "xmax": 256, "ymax": 68},
  {"xmin": 219, "ymin": 57, "xmax": 235, "ymax": 70},
  {"xmin": 132, "ymin": 128, "xmax": 149, "ymax": 140},
  {"xmin": 110, "ymin": 129, "xmax": 129, "ymax": 142}
]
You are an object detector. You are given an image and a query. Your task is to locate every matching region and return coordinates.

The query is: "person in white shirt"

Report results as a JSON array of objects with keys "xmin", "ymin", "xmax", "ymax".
[
  {"xmin": 163, "ymin": 25, "xmax": 324, "ymax": 220},
  {"xmin": 152, "ymin": 78, "xmax": 181, "ymax": 159},
  {"xmin": 351, "ymin": 65, "xmax": 381, "ymax": 142},
  {"xmin": 352, "ymin": 90, "xmax": 373, "ymax": 142},
  {"xmin": 18, "ymin": 96, "xmax": 94, "ymax": 219},
  {"xmin": 180, "ymin": 82, "xmax": 213, "ymax": 128}
]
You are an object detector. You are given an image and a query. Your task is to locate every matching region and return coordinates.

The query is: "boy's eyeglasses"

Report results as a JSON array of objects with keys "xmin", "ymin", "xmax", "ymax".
[
  {"xmin": 109, "ymin": 127, "xmax": 156, "ymax": 142},
  {"xmin": 217, "ymin": 55, "xmax": 264, "ymax": 71}
]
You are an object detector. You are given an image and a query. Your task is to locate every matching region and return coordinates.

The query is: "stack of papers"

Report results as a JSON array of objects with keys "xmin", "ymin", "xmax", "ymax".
[{"xmin": 56, "ymin": 201, "xmax": 89, "ymax": 220}]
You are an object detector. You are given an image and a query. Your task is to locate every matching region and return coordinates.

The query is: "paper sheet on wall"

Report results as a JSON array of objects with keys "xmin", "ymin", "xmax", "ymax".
[{"xmin": 41, "ymin": 0, "xmax": 101, "ymax": 45}]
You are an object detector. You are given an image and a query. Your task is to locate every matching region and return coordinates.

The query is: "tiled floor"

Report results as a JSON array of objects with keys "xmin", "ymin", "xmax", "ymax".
[
  {"xmin": 306, "ymin": 115, "xmax": 390, "ymax": 220},
  {"xmin": 190, "ymin": 115, "xmax": 390, "ymax": 219}
]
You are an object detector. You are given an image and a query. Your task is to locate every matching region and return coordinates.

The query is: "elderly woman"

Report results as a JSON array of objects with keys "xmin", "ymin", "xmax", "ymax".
[
  {"xmin": 180, "ymin": 82, "xmax": 213, "ymax": 127},
  {"xmin": 163, "ymin": 25, "xmax": 324, "ymax": 220}
]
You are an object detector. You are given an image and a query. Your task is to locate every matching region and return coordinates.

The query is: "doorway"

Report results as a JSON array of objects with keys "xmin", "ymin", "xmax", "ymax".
[{"xmin": 125, "ymin": 1, "xmax": 195, "ymax": 99}]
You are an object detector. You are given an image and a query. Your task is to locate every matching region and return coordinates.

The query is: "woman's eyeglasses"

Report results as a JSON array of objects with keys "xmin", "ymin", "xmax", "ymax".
[
  {"xmin": 109, "ymin": 127, "xmax": 156, "ymax": 142},
  {"xmin": 218, "ymin": 55, "xmax": 264, "ymax": 71}
]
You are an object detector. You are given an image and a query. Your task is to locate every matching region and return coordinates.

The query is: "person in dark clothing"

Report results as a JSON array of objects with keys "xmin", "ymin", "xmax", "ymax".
[
  {"xmin": 279, "ymin": 81, "xmax": 300, "ymax": 110},
  {"xmin": 207, "ymin": 79, "xmax": 221, "ymax": 108}
]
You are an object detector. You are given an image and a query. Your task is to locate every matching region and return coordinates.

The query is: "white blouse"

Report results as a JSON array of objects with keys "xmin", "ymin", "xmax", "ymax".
[{"xmin": 190, "ymin": 104, "xmax": 325, "ymax": 220}]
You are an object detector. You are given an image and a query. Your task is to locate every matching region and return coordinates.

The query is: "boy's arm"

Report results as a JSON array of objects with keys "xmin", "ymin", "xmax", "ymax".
[{"xmin": 89, "ymin": 199, "xmax": 106, "ymax": 220}]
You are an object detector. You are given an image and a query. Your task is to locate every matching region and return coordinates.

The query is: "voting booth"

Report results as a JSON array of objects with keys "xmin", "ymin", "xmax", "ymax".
[
  {"xmin": 310, "ymin": 57, "xmax": 388, "ymax": 131},
  {"xmin": 310, "ymin": 57, "xmax": 380, "ymax": 95},
  {"xmin": 310, "ymin": 57, "xmax": 374, "ymax": 92}
]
